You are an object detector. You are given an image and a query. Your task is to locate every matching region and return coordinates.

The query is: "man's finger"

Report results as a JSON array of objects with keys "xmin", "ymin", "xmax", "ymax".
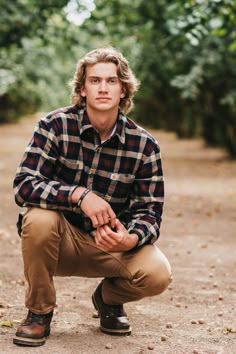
[
  {"xmin": 107, "ymin": 210, "xmax": 116, "ymax": 228},
  {"xmin": 115, "ymin": 219, "xmax": 125, "ymax": 231},
  {"xmin": 95, "ymin": 229, "xmax": 116, "ymax": 248},
  {"xmin": 91, "ymin": 215, "xmax": 99, "ymax": 228},
  {"xmin": 96, "ymin": 213, "xmax": 106, "ymax": 226},
  {"xmin": 102, "ymin": 212, "xmax": 110, "ymax": 225}
]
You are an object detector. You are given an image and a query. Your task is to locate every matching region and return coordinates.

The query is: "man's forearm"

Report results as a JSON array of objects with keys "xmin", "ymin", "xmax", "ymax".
[{"xmin": 14, "ymin": 173, "xmax": 78, "ymax": 211}]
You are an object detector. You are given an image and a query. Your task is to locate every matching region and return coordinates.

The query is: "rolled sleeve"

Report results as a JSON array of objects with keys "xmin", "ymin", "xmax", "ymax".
[
  {"xmin": 126, "ymin": 142, "xmax": 164, "ymax": 247},
  {"xmin": 13, "ymin": 118, "xmax": 79, "ymax": 211}
]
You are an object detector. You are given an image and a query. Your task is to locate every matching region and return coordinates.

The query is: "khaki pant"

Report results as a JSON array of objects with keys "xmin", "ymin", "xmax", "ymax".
[{"xmin": 21, "ymin": 208, "xmax": 172, "ymax": 315}]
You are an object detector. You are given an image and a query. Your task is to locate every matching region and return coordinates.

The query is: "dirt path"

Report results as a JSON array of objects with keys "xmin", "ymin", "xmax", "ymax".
[{"xmin": 0, "ymin": 115, "xmax": 236, "ymax": 354}]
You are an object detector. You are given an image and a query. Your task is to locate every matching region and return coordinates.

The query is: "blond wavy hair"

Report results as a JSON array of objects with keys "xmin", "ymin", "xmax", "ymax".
[{"xmin": 70, "ymin": 47, "xmax": 140, "ymax": 114}]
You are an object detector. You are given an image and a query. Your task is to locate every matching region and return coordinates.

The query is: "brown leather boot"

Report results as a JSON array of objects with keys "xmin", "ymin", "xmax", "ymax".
[
  {"xmin": 13, "ymin": 310, "xmax": 53, "ymax": 346},
  {"xmin": 92, "ymin": 282, "xmax": 131, "ymax": 335}
]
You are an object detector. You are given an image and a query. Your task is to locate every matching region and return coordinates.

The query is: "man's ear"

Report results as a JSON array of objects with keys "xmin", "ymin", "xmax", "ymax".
[
  {"xmin": 80, "ymin": 87, "xmax": 86, "ymax": 97},
  {"xmin": 120, "ymin": 87, "xmax": 126, "ymax": 98}
]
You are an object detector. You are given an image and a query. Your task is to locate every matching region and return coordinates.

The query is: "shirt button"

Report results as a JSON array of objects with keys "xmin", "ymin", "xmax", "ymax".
[{"xmin": 111, "ymin": 173, "xmax": 118, "ymax": 180}]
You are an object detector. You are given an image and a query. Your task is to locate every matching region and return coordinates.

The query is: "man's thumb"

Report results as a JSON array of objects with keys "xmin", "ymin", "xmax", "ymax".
[{"xmin": 115, "ymin": 219, "xmax": 125, "ymax": 231}]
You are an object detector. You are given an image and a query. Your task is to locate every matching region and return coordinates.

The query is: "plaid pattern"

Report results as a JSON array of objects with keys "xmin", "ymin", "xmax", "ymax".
[{"xmin": 13, "ymin": 105, "xmax": 164, "ymax": 247}]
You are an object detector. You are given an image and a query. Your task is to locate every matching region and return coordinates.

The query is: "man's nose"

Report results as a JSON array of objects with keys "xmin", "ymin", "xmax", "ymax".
[{"xmin": 99, "ymin": 80, "xmax": 108, "ymax": 91}]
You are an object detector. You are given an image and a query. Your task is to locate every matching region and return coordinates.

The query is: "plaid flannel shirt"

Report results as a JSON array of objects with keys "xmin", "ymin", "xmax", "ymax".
[{"xmin": 13, "ymin": 105, "xmax": 164, "ymax": 247}]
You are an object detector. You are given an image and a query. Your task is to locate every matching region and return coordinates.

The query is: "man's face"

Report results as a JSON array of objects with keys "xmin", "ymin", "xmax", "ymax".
[{"xmin": 81, "ymin": 62, "xmax": 125, "ymax": 114}]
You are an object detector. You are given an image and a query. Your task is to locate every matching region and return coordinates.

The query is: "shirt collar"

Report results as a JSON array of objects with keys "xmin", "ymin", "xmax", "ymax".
[
  {"xmin": 79, "ymin": 109, "xmax": 93, "ymax": 135},
  {"xmin": 78, "ymin": 108, "xmax": 126, "ymax": 145},
  {"xmin": 115, "ymin": 113, "xmax": 126, "ymax": 144}
]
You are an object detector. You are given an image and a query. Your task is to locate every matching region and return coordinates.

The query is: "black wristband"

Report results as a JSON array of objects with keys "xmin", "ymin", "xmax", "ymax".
[{"xmin": 77, "ymin": 188, "xmax": 90, "ymax": 207}]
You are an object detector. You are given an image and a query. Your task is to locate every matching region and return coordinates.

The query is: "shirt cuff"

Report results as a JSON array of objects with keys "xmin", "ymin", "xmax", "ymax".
[
  {"xmin": 127, "ymin": 228, "xmax": 145, "ymax": 248},
  {"xmin": 57, "ymin": 185, "xmax": 78, "ymax": 210}
]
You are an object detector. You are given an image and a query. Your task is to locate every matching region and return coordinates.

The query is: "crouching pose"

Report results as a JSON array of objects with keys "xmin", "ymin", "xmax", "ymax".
[{"xmin": 13, "ymin": 47, "xmax": 172, "ymax": 347}]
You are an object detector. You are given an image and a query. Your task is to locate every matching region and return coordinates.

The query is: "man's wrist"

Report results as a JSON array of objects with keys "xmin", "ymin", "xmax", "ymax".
[
  {"xmin": 71, "ymin": 186, "xmax": 89, "ymax": 204},
  {"xmin": 77, "ymin": 188, "xmax": 90, "ymax": 207}
]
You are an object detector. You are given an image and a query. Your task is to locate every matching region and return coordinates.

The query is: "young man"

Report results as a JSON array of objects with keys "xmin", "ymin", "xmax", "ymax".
[{"xmin": 13, "ymin": 47, "xmax": 172, "ymax": 347}]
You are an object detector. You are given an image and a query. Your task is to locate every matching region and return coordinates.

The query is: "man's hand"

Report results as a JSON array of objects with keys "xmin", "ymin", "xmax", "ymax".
[
  {"xmin": 95, "ymin": 219, "xmax": 139, "ymax": 252},
  {"xmin": 71, "ymin": 187, "xmax": 116, "ymax": 228}
]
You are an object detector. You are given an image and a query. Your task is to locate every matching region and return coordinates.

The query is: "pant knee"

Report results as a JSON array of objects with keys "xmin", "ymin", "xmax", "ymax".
[
  {"xmin": 22, "ymin": 208, "xmax": 63, "ymax": 246},
  {"xmin": 149, "ymin": 268, "xmax": 172, "ymax": 295},
  {"xmin": 132, "ymin": 264, "xmax": 172, "ymax": 298}
]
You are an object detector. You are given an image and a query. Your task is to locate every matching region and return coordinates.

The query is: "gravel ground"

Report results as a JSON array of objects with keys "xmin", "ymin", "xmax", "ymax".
[{"xmin": 0, "ymin": 115, "xmax": 236, "ymax": 354}]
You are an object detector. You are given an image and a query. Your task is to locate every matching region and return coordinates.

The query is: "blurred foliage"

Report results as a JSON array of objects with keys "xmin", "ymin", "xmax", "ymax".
[
  {"xmin": 0, "ymin": 0, "xmax": 68, "ymax": 48},
  {"xmin": 0, "ymin": 0, "xmax": 92, "ymax": 122},
  {"xmin": 85, "ymin": 0, "xmax": 236, "ymax": 157},
  {"xmin": 0, "ymin": 0, "xmax": 235, "ymax": 157}
]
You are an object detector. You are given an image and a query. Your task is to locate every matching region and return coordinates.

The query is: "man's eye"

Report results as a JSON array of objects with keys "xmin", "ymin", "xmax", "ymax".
[
  {"xmin": 109, "ymin": 78, "xmax": 118, "ymax": 84},
  {"xmin": 91, "ymin": 78, "xmax": 99, "ymax": 84}
]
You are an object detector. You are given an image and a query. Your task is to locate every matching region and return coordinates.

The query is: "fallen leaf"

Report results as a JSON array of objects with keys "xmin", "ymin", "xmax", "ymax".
[
  {"xmin": 223, "ymin": 326, "xmax": 236, "ymax": 334},
  {"xmin": 1, "ymin": 320, "xmax": 14, "ymax": 328}
]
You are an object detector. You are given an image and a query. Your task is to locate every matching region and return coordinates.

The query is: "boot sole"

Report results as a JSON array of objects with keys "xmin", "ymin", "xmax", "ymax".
[
  {"xmin": 100, "ymin": 326, "xmax": 132, "ymax": 336},
  {"xmin": 13, "ymin": 329, "xmax": 50, "ymax": 347},
  {"xmin": 13, "ymin": 336, "xmax": 47, "ymax": 346},
  {"xmin": 92, "ymin": 293, "xmax": 132, "ymax": 336}
]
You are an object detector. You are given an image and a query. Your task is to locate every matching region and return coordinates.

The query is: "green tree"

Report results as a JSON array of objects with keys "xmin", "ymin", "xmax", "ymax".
[
  {"xmin": 85, "ymin": 0, "xmax": 236, "ymax": 157},
  {"xmin": 0, "ymin": 0, "xmax": 91, "ymax": 122},
  {"xmin": 171, "ymin": 0, "xmax": 236, "ymax": 156}
]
